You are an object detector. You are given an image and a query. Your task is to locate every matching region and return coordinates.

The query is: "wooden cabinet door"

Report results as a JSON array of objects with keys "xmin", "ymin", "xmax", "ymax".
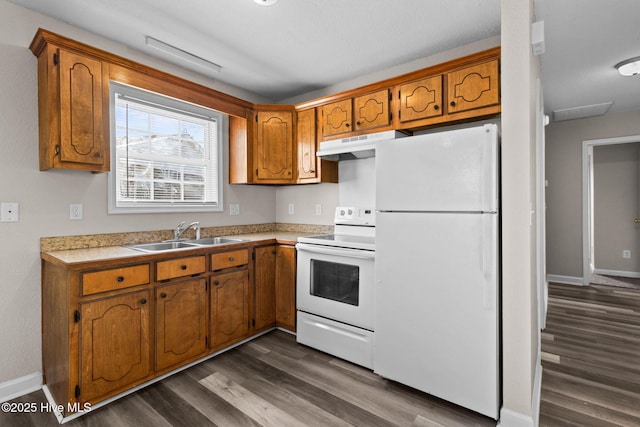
[
  {"xmin": 155, "ymin": 279, "xmax": 207, "ymax": 371},
  {"xmin": 254, "ymin": 245, "xmax": 276, "ymax": 331},
  {"xmin": 447, "ymin": 59, "xmax": 500, "ymax": 114},
  {"xmin": 321, "ymin": 99, "xmax": 352, "ymax": 138},
  {"xmin": 296, "ymin": 108, "xmax": 317, "ymax": 180},
  {"xmin": 58, "ymin": 48, "xmax": 107, "ymax": 167},
  {"xmin": 353, "ymin": 89, "xmax": 391, "ymax": 132},
  {"xmin": 210, "ymin": 269, "xmax": 249, "ymax": 349},
  {"xmin": 399, "ymin": 75, "xmax": 443, "ymax": 123},
  {"xmin": 80, "ymin": 290, "xmax": 151, "ymax": 402},
  {"xmin": 275, "ymin": 245, "xmax": 296, "ymax": 331},
  {"xmin": 256, "ymin": 111, "xmax": 293, "ymax": 181}
]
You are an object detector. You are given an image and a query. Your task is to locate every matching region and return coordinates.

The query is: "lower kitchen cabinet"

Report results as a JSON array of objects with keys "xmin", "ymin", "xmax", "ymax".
[
  {"xmin": 254, "ymin": 245, "xmax": 276, "ymax": 331},
  {"xmin": 210, "ymin": 269, "xmax": 250, "ymax": 350},
  {"xmin": 155, "ymin": 279, "xmax": 208, "ymax": 371},
  {"xmin": 41, "ymin": 238, "xmax": 299, "ymax": 418},
  {"xmin": 79, "ymin": 290, "xmax": 152, "ymax": 403},
  {"xmin": 275, "ymin": 245, "xmax": 296, "ymax": 331}
]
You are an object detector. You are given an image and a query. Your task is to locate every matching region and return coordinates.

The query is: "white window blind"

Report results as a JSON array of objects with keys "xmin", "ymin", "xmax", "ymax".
[{"xmin": 109, "ymin": 83, "xmax": 223, "ymax": 213}]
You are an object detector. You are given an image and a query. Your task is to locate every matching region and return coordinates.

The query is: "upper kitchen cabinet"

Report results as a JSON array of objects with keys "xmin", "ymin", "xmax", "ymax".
[
  {"xmin": 320, "ymin": 88, "xmax": 392, "ymax": 139},
  {"xmin": 398, "ymin": 75, "xmax": 444, "ymax": 124},
  {"xmin": 255, "ymin": 107, "xmax": 295, "ymax": 183},
  {"xmin": 296, "ymin": 108, "xmax": 338, "ymax": 184},
  {"xmin": 447, "ymin": 59, "xmax": 500, "ymax": 115},
  {"xmin": 30, "ymin": 30, "xmax": 109, "ymax": 172}
]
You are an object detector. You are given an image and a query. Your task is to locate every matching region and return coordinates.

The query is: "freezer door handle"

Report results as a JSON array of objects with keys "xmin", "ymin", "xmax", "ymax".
[
  {"xmin": 482, "ymin": 214, "xmax": 496, "ymax": 310},
  {"xmin": 481, "ymin": 125, "xmax": 498, "ymax": 212}
]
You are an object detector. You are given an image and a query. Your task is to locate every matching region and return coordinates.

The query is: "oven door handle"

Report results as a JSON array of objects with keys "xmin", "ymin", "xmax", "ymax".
[{"xmin": 295, "ymin": 243, "xmax": 375, "ymax": 260}]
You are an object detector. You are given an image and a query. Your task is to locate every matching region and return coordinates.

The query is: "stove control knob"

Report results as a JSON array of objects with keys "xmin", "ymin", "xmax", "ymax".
[{"xmin": 339, "ymin": 209, "xmax": 345, "ymax": 216}]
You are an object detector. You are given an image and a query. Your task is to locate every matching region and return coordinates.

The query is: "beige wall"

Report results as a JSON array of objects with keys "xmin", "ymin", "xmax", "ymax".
[
  {"xmin": 500, "ymin": 0, "xmax": 540, "ymax": 424},
  {"xmin": 593, "ymin": 143, "xmax": 640, "ymax": 273},
  {"xmin": 546, "ymin": 110, "xmax": 640, "ymax": 279}
]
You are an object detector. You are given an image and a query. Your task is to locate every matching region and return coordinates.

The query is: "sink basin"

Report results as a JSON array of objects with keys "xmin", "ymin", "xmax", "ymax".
[
  {"xmin": 188, "ymin": 237, "xmax": 247, "ymax": 246},
  {"xmin": 126, "ymin": 241, "xmax": 199, "ymax": 253}
]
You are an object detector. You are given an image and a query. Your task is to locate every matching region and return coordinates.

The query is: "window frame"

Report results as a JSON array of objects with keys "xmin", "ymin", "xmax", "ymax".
[{"xmin": 108, "ymin": 82, "xmax": 225, "ymax": 214}]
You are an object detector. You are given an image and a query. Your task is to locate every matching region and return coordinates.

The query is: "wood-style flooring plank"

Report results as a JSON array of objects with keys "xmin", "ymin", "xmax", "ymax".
[
  {"xmin": 1, "ymin": 330, "xmax": 494, "ymax": 426},
  {"xmin": 540, "ymin": 283, "xmax": 640, "ymax": 427}
]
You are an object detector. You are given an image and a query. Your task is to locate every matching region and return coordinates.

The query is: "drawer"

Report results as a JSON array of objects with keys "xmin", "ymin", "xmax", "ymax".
[
  {"xmin": 156, "ymin": 256, "xmax": 206, "ymax": 281},
  {"xmin": 82, "ymin": 264, "xmax": 150, "ymax": 296},
  {"xmin": 211, "ymin": 249, "xmax": 248, "ymax": 271}
]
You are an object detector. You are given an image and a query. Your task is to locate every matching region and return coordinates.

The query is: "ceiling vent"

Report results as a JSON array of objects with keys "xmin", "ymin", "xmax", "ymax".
[{"xmin": 552, "ymin": 102, "xmax": 613, "ymax": 122}]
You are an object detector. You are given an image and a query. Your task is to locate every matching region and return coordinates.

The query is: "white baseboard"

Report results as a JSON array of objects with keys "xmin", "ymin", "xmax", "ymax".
[
  {"xmin": 532, "ymin": 362, "xmax": 542, "ymax": 427},
  {"xmin": 0, "ymin": 372, "xmax": 42, "ymax": 403},
  {"xmin": 593, "ymin": 269, "xmax": 640, "ymax": 279},
  {"xmin": 546, "ymin": 274, "xmax": 584, "ymax": 286},
  {"xmin": 498, "ymin": 407, "xmax": 535, "ymax": 427}
]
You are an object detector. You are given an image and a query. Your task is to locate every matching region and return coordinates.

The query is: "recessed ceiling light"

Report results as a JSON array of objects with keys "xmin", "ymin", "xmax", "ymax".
[
  {"xmin": 615, "ymin": 56, "xmax": 640, "ymax": 76},
  {"xmin": 253, "ymin": 0, "xmax": 278, "ymax": 5}
]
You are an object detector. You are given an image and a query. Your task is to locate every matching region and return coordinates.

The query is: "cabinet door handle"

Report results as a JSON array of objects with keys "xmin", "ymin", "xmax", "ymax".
[
  {"xmin": 160, "ymin": 292, "xmax": 167, "ymax": 299},
  {"xmin": 116, "ymin": 276, "xmax": 124, "ymax": 283},
  {"xmin": 140, "ymin": 298, "xmax": 147, "ymax": 305},
  {"xmin": 181, "ymin": 265, "xmax": 187, "ymax": 270}
]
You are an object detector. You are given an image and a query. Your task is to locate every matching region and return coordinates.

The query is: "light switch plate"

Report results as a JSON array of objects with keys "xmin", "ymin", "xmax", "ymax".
[
  {"xmin": 70, "ymin": 204, "xmax": 83, "ymax": 220},
  {"xmin": 0, "ymin": 202, "xmax": 19, "ymax": 222},
  {"xmin": 229, "ymin": 203, "xmax": 240, "ymax": 216}
]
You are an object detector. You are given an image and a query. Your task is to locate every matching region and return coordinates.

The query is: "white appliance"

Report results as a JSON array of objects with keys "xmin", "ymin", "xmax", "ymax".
[
  {"xmin": 296, "ymin": 207, "xmax": 375, "ymax": 369},
  {"xmin": 316, "ymin": 130, "xmax": 405, "ymax": 160},
  {"xmin": 374, "ymin": 124, "xmax": 500, "ymax": 419}
]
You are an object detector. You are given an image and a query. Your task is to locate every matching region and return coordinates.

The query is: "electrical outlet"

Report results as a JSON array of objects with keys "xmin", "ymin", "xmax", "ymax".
[
  {"xmin": 315, "ymin": 204, "xmax": 322, "ymax": 216},
  {"xmin": 623, "ymin": 250, "xmax": 631, "ymax": 259},
  {"xmin": 288, "ymin": 203, "xmax": 294, "ymax": 215},
  {"xmin": 229, "ymin": 203, "xmax": 240, "ymax": 216},
  {"xmin": 70, "ymin": 204, "xmax": 83, "ymax": 220},
  {"xmin": 0, "ymin": 202, "xmax": 19, "ymax": 222}
]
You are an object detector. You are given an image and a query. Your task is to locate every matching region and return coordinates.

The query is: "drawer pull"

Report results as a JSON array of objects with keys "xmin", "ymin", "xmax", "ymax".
[
  {"xmin": 140, "ymin": 298, "xmax": 147, "ymax": 305},
  {"xmin": 181, "ymin": 265, "xmax": 187, "ymax": 270},
  {"xmin": 116, "ymin": 276, "xmax": 124, "ymax": 283},
  {"xmin": 229, "ymin": 257, "xmax": 235, "ymax": 262},
  {"xmin": 160, "ymin": 292, "xmax": 167, "ymax": 299}
]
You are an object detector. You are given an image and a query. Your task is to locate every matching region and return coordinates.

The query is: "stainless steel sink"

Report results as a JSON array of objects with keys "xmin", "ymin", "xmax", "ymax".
[
  {"xmin": 188, "ymin": 237, "xmax": 247, "ymax": 246},
  {"xmin": 126, "ymin": 241, "xmax": 199, "ymax": 253},
  {"xmin": 125, "ymin": 237, "xmax": 247, "ymax": 252}
]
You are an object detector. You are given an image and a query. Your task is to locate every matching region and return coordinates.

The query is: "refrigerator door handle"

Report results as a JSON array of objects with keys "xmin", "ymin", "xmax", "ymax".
[
  {"xmin": 482, "ymin": 214, "xmax": 496, "ymax": 310},
  {"xmin": 482, "ymin": 125, "xmax": 498, "ymax": 212}
]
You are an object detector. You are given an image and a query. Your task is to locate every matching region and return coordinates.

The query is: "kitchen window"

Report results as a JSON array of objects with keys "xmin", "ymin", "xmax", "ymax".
[{"xmin": 108, "ymin": 82, "xmax": 224, "ymax": 213}]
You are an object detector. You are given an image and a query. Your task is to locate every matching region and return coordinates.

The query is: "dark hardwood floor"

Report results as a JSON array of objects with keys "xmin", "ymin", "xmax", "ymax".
[
  {"xmin": 540, "ymin": 283, "xmax": 640, "ymax": 426},
  {"xmin": 1, "ymin": 331, "xmax": 494, "ymax": 427}
]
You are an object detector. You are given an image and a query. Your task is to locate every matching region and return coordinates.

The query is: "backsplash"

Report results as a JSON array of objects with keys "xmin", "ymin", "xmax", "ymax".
[{"xmin": 40, "ymin": 223, "xmax": 333, "ymax": 251}]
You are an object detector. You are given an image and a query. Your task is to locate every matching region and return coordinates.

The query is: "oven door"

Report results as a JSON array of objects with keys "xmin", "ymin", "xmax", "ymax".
[{"xmin": 296, "ymin": 242, "xmax": 374, "ymax": 330}]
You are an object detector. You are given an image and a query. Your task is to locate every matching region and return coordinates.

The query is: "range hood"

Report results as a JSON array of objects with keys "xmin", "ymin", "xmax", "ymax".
[{"xmin": 317, "ymin": 130, "xmax": 406, "ymax": 160}]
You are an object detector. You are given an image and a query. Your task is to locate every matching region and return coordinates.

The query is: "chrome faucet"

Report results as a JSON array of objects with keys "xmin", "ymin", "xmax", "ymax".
[{"xmin": 173, "ymin": 221, "xmax": 200, "ymax": 240}]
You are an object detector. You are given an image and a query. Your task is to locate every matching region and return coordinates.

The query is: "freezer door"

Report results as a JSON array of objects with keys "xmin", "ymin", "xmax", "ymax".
[
  {"xmin": 374, "ymin": 211, "xmax": 500, "ymax": 419},
  {"xmin": 376, "ymin": 124, "xmax": 498, "ymax": 212}
]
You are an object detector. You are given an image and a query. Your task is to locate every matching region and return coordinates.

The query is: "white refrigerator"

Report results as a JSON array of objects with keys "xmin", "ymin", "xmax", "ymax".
[{"xmin": 374, "ymin": 124, "xmax": 500, "ymax": 419}]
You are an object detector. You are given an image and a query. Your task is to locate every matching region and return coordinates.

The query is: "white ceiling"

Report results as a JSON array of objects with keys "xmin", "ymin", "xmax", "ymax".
[
  {"xmin": 534, "ymin": 0, "xmax": 640, "ymax": 121},
  {"xmin": 8, "ymin": 0, "xmax": 640, "ymax": 120}
]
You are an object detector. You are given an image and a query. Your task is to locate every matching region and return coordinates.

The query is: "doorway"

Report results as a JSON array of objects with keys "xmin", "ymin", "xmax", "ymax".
[{"xmin": 582, "ymin": 136, "xmax": 640, "ymax": 287}]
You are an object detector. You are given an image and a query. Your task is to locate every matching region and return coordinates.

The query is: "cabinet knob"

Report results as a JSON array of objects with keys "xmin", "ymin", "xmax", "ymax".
[
  {"xmin": 160, "ymin": 292, "xmax": 167, "ymax": 299},
  {"xmin": 450, "ymin": 101, "xmax": 456, "ymax": 107},
  {"xmin": 229, "ymin": 257, "xmax": 235, "ymax": 262},
  {"xmin": 181, "ymin": 265, "xmax": 187, "ymax": 270},
  {"xmin": 116, "ymin": 276, "xmax": 124, "ymax": 283},
  {"xmin": 434, "ymin": 105, "xmax": 440, "ymax": 110},
  {"xmin": 345, "ymin": 123, "xmax": 350, "ymax": 128},
  {"xmin": 214, "ymin": 280, "xmax": 219, "ymax": 286},
  {"xmin": 140, "ymin": 298, "xmax": 147, "ymax": 305},
  {"xmin": 356, "ymin": 121, "xmax": 361, "ymax": 126}
]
